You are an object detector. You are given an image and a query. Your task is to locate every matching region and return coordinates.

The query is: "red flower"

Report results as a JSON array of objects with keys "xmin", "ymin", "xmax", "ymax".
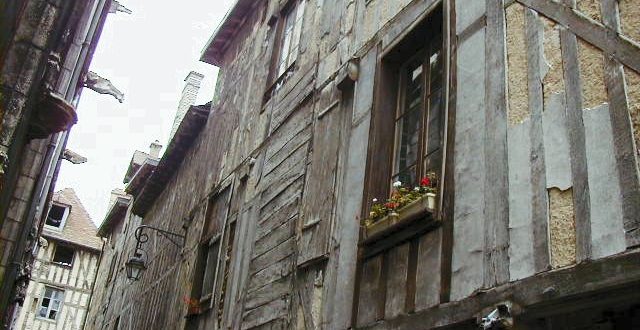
[
  {"xmin": 384, "ymin": 202, "xmax": 399, "ymax": 209},
  {"xmin": 420, "ymin": 177, "xmax": 431, "ymax": 187}
]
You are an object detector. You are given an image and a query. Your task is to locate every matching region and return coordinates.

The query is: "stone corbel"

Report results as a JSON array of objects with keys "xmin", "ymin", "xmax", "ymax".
[{"xmin": 27, "ymin": 90, "xmax": 77, "ymax": 140}]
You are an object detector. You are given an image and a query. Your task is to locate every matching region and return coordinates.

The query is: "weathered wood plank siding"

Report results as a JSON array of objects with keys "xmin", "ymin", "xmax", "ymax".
[{"xmin": 88, "ymin": 0, "xmax": 640, "ymax": 329}]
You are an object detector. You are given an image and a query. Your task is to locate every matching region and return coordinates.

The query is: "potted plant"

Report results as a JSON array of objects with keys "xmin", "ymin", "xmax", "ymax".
[{"xmin": 363, "ymin": 173, "xmax": 438, "ymax": 241}]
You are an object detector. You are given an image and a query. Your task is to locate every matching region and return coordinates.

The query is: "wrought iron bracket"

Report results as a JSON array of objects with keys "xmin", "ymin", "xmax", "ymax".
[{"xmin": 132, "ymin": 225, "xmax": 185, "ymax": 257}]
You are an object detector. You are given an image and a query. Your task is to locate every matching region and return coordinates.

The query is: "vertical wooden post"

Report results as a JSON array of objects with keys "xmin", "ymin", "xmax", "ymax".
[
  {"xmin": 484, "ymin": 0, "xmax": 511, "ymax": 286},
  {"xmin": 559, "ymin": 0, "xmax": 592, "ymax": 262},
  {"xmin": 439, "ymin": 0, "xmax": 455, "ymax": 304},
  {"xmin": 524, "ymin": 8, "xmax": 551, "ymax": 272},
  {"xmin": 600, "ymin": 0, "xmax": 640, "ymax": 248}
]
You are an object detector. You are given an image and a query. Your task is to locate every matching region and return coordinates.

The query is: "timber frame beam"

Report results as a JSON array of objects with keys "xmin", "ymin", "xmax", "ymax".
[
  {"xmin": 516, "ymin": 0, "xmax": 640, "ymax": 74},
  {"xmin": 360, "ymin": 250, "xmax": 640, "ymax": 329}
]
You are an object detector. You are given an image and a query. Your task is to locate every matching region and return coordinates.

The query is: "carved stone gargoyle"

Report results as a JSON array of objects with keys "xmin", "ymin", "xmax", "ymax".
[
  {"xmin": 109, "ymin": 0, "xmax": 132, "ymax": 14},
  {"xmin": 83, "ymin": 71, "xmax": 125, "ymax": 103}
]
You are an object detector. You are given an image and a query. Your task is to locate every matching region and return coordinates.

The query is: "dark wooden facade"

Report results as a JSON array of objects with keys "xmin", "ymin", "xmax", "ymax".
[{"xmin": 87, "ymin": 0, "xmax": 640, "ymax": 329}]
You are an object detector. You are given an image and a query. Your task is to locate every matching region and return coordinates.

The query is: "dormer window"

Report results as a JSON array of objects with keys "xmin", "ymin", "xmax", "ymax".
[{"xmin": 45, "ymin": 204, "xmax": 69, "ymax": 229}]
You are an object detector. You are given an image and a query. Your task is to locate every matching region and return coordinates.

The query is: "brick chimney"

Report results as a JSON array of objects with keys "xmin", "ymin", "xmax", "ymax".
[
  {"xmin": 169, "ymin": 71, "xmax": 204, "ymax": 140},
  {"xmin": 149, "ymin": 140, "xmax": 162, "ymax": 159}
]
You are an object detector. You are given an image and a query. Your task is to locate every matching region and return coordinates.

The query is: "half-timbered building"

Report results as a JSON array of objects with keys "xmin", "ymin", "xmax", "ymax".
[
  {"xmin": 88, "ymin": 0, "xmax": 640, "ymax": 329},
  {"xmin": 13, "ymin": 189, "xmax": 102, "ymax": 330}
]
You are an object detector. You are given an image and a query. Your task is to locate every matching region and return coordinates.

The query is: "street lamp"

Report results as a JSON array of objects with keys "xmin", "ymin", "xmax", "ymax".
[
  {"xmin": 125, "ymin": 225, "xmax": 185, "ymax": 281},
  {"xmin": 125, "ymin": 253, "xmax": 146, "ymax": 281}
]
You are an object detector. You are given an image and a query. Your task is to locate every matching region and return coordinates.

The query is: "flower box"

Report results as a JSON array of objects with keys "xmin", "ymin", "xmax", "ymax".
[{"xmin": 362, "ymin": 193, "xmax": 438, "ymax": 243}]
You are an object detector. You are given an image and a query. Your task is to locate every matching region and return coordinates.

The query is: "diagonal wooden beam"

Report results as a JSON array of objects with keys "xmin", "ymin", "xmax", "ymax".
[{"xmin": 517, "ymin": 0, "xmax": 640, "ymax": 74}]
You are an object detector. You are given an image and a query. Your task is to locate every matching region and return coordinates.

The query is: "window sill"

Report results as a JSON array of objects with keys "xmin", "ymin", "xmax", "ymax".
[
  {"xmin": 35, "ymin": 316, "xmax": 58, "ymax": 324},
  {"xmin": 361, "ymin": 194, "xmax": 440, "ymax": 257},
  {"xmin": 51, "ymin": 262, "xmax": 73, "ymax": 268}
]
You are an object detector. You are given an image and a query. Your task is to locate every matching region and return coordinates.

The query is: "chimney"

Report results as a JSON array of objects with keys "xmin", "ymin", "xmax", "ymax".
[
  {"xmin": 108, "ymin": 188, "xmax": 127, "ymax": 208},
  {"xmin": 169, "ymin": 71, "xmax": 204, "ymax": 140},
  {"xmin": 149, "ymin": 140, "xmax": 162, "ymax": 159}
]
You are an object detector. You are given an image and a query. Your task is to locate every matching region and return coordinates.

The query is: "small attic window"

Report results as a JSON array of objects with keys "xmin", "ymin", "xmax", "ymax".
[{"xmin": 46, "ymin": 204, "xmax": 69, "ymax": 229}]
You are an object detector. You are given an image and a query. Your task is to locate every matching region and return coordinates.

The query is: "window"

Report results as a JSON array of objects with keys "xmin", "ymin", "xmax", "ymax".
[
  {"xmin": 200, "ymin": 237, "xmax": 221, "ymax": 301},
  {"xmin": 37, "ymin": 287, "xmax": 64, "ymax": 321},
  {"xmin": 52, "ymin": 244, "xmax": 74, "ymax": 267},
  {"xmin": 275, "ymin": 0, "xmax": 306, "ymax": 78},
  {"xmin": 366, "ymin": 9, "xmax": 444, "ymax": 206},
  {"xmin": 266, "ymin": 0, "xmax": 307, "ymax": 94},
  {"xmin": 45, "ymin": 204, "xmax": 69, "ymax": 228},
  {"xmin": 191, "ymin": 187, "xmax": 230, "ymax": 304},
  {"xmin": 106, "ymin": 252, "xmax": 118, "ymax": 284},
  {"xmin": 391, "ymin": 36, "xmax": 443, "ymax": 188}
]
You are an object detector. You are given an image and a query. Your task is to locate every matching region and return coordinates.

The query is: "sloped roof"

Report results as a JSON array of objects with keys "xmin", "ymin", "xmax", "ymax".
[
  {"xmin": 200, "ymin": 0, "xmax": 254, "ymax": 66},
  {"xmin": 97, "ymin": 194, "xmax": 131, "ymax": 237},
  {"xmin": 42, "ymin": 188, "xmax": 103, "ymax": 251},
  {"xmin": 131, "ymin": 104, "xmax": 210, "ymax": 216},
  {"xmin": 123, "ymin": 150, "xmax": 153, "ymax": 184}
]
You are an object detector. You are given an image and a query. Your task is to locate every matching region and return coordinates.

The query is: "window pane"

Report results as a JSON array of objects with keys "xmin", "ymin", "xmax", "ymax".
[
  {"xmin": 38, "ymin": 307, "xmax": 47, "ymax": 318},
  {"xmin": 201, "ymin": 241, "xmax": 220, "ymax": 298},
  {"xmin": 392, "ymin": 165, "xmax": 417, "ymax": 189},
  {"xmin": 394, "ymin": 109, "xmax": 421, "ymax": 180},
  {"xmin": 424, "ymin": 149, "xmax": 442, "ymax": 175},
  {"xmin": 48, "ymin": 310, "xmax": 57, "ymax": 320},
  {"xmin": 203, "ymin": 188, "xmax": 230, "ymax": 240},
  {"xmin": 44, "ymin": 288, "xmax": 53, "ymax": 298},
  {"xmin": 41, "ymin": 298, "xmax": 50, "ymax": 307},
  {"xmin": 277, "ymin": 8, "xmax": 296, "ymax": 77},
  {"xmin": 289, "ymin": 2, "xmax": 305, "ymax": 67},
  {"xmin": 426, "ymin": 88, "xmax": 443, "ymax": 155},
  {"xmin": 397, "ymin": 59, "xmax": 423, "ymax": 118},
  {"xmin": 429, "ymin": 49, "xmax": 442, "ymax": 90}
]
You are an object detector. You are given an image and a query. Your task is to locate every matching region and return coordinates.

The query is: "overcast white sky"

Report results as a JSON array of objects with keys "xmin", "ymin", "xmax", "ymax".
[{"xmin": 55, "ymin": 0, "xmax": 236, "ymax": 225}]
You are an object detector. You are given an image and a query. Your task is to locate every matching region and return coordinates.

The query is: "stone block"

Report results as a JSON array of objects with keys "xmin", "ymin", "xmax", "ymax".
[
  {"xmin": 14, "ymin": 175, "xmax": 36, "ymax": 202},
  {"xmin": 19, "ymin": 146, "xmax": 45, "ymax": 179},
  {"xmin": 31, "ymin": 3, "xmax": 59, "ymax": 50},
  {"xmin": 15, "ymin": 46, "xmax": 44, "ymax": 96},
  {"xmin": 5, "ymin": 197, "xmax": 27, "ymax": 223},
  {"xmin": 0, "ymin": 219, "xmax": 21, "ymax": 241},
  {"xmin": 0, "ymin": 239, "xmax": 14, "ymax": 267},
  {"xmin": 0, "ymin": 42, "xmax": 30, "ymax": 90},
  {"xmin": 14, "ymin": 0, "xmax": 47, "ymax": 46}
]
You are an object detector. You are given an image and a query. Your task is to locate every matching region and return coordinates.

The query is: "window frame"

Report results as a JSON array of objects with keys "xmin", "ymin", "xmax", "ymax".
[
  {"xmin": 106, "ymin": 252, "xmax": 118, "ymax": 284},
  {"xmin": 264, "ymin": 0, "xmax": 307, "ymax": 102},
  {"xmin": 51, "ymin": 244, "xmax": 75, "ymax": 268},
  {"xmin": 390, "ymin": 36, "xmax": 444, "ymax": 190},
  {"xmin": 45, "ymin": 203, "xmax": 70, "ymax": 230},
  {"xmin": 188, "ymin": 180, "xmax": 233, "ymax": 313},
  {"xmin": 363, "ymin": 5, "xmax": 446, "ymax": 233},
  {"xmin": 36, "ymin": 286, "xmax": 64, "ymax": 321}
]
